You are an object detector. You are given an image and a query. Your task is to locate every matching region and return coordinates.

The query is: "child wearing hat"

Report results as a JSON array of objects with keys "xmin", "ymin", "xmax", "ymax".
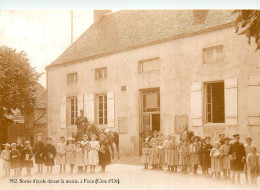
[
  {"xmin": 189, "ymin": 136, "xmax": 201, "ymax": 175},
  {"xmin": 10, "ymin": 143, "xmax": 21, "ymax": 176},
  {"xmin": 75, "ymin": 141, "xmax": 84, "ymax": 173},
  {"xmin": 201, "ymin": 136, "xmax": 213, "ymax": 175},
  {"xmin": 66, "ymin": 137, "xmax": 76, "ymax": 174},
  {"xmin": 247, "ymin": 147, "xmax": 259, "ymax": 185},
  {"xmin": 142, "ymin": 141, "xmax": 150, "ymax": 169},
  {"xmin": 56, "ymin": 136, "xmax": 66, "ymax": 174},
  {"xmin": 21, "ymin": 141, "xmax": 34, "ymax": 176},
  {"xmin": 43, "ymin": 138, "xmax": 56, "ymax": 174},
  {"xmin": 81, "ymin": 134, "xmax": 89, "ymax": 173},
  {"xmin": 33, "ymin": 133, "xmax": 44, "ymax": 174},
  {"xmin": 220, "ymin": 137, "xmax": 231, "ymax": 180},
  {"xmin": 149, "ymin": 131, "xmax": 159, "ymax": 169},
  {"xmin": 179, "ymin": 139, "xmax": 190, "ymax": 174},
  {"xmin": 210, "ymin": 141, "xmax": 223, "ymax": 179},
  {"xmin": 88, "ymin": 133, "xmax": 100, "ymax": 173},
  {"xmin": 1, "ymin": 143, "xmax": 11, "ymax": 177}
]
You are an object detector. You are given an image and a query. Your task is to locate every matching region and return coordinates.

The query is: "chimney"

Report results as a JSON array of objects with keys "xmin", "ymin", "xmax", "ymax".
[
  {"xmin": 193, "ymin": 10, "xmax": 209, "ymax": 25},
  {"xmin": 94, "ymin": 10, "xmax": 112, "ymax": 24}
]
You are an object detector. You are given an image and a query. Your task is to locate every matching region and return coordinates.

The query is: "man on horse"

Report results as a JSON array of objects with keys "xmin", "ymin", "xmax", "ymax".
[{"xmin": 75, "ymin": 109, "xmax": 88, "ymax": 141}]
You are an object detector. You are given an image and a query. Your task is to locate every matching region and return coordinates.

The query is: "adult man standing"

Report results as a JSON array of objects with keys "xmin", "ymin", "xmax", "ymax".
[
  {"xmin": 229, "ymin": 134, "xmax": 246, "ymax": 184},
  {"xmin": 244, "ymin": 136, "xmax": 254, "ymax": 184},
  {"xmin": 219, "ymin": 133, "xmax": 225, "ymax": 145},
  {"xmin": 75, "ymin": 109, "xmax": 88, "ymax": 141},
  {"xmin": 180, "ymin": 124, "xmax": 194, "ymax": 143}
]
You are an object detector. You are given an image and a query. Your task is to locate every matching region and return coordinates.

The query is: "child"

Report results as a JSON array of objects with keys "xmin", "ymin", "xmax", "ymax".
[
  {"xmin": 179, "ymin": 139, "xmax": 190, "ymax": 174},
  {"xmin": 81, "ymin": 134, "xmax": 89, "ymax": 173},
  {"xmin": 34, "ymin": 133, "xmax": 44, "ymax": 174},
  {"xmin": 1, "ymin": 143, "xmax": 11, "ymax": 177},
  {"xmin": 66, "ymin": 137, "xmax": 76, "ymax": 174},
  {"xmin": 201, "ymin": 136, "xmax": 212, "ymax": 176},
  {"xmin": 10, "ymin": 143, "xmax": 21, "ymax": 176},
  {"xmin": 75, "ymin": 141, "xmax": 84, "ymax": 173},
  {"xmin": 21, "ymin": 141, "xmax": 34, "ymax": 176},
  {"xmin": 44, "ymin": 137, "xmax": 56, "ymax": 174},
  {"xmin": 16, "ymin": 137, "xmax": 24, "ymax": 175},
  {"xmin": 157, "ymin": 140, "xmax": 165, "ymax": 170},
  {"xmin": 190, "ymin": 136, "xmax": 201, "ymax": 175},
  {"xmin": 247, "ymin": 147, "xmax": 259, "ymax": 185},
  {"xmin": 149, "ymin": 131, "xmax": 159, "ymax": 169},
  {"xmin": 56, "ymin": 136, "xmax": 66, "ymax": 174},
  {"xmin": 142, "ymin": 141, "xmax": 150, "ymax": 169},
  {"xmin": 163, "ymin": 135, "xmax": 172, "ymax": 171},
  {"xmin": 221, "ymin": 137, "xmax": 231, "ymax": 180},
  {"xmin": 88, "ymin": 134, "xmax": 100, "ymax": 173},
  {"xmin": 210, "ymin": 141, "xmax": 223, "ymax": 179},
  {"xmin": 98, "ymin": 134, "xmax": 111, "ymax": 173}
]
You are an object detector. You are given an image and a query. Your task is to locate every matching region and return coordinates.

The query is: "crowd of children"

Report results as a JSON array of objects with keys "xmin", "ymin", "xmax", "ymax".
[
  {"xmin": 141, "ymin": 130, "xmax": 260, "ymax": 186},
  {"xmin": 1, "ymin": 132, "xmax": 112, "ymax": 177}
]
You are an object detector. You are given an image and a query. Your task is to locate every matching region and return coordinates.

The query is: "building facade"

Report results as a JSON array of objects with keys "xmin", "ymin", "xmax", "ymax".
[{"xmin": 46, "ymin": 10, "xmax": 260, "ymax": 156}]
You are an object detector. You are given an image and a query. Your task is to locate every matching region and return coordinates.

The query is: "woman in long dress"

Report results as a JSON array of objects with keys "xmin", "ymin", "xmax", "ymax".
[{"xmin": 88, "ymin": 133, "xmax": 100, "ymax": 173}]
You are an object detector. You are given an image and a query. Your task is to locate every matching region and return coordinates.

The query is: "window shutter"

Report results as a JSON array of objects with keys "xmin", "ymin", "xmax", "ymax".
[
  {"xmin": 191, "ymin": 82, "xmax": 202, "ymax": 126},
  {"xmin": 247, "ymin": 75, "xmax": 260, "ymax": 126},
  {"xmin": 85, "ymin": 94, "xmax": 94, "ymax": 123},
  {"xmin": 60, "ymin": 96, "xmax": 66, "ymax": 128},
  {"xmin": 107, "ymin": 91, "xmax": 115, "ymax": 127},
  {"xmin": 77, "ymin": 95, "xmax": 84, "ymax": 113},
  {"xmin": 225, "ymin": 78, "xmax": 238, "ymax": 125}
]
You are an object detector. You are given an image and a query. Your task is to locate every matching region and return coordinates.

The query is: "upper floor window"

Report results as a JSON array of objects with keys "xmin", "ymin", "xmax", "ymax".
[
  {"xmin": 203, "ymin": 45, "xmax": 224, "ymax": 64},
  {"xmin": 68, "ymin": 96, "xmax": 78, "ymax": 125},
  {"xmin": 139, "ymin": 58, "xmax": 160, "ymax": 73},
  {"xmin": 67, "ymin": 73, "xmax": 77, "ymax": 84},
  {"xmin": 95, "ymin": 67, "xmax": 107, "ymax": 80}
]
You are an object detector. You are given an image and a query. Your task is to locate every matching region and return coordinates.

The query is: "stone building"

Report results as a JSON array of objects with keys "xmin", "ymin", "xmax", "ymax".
[{"xmin": 46, "ymin": 10, "xmax": 260, "ymax": 156}]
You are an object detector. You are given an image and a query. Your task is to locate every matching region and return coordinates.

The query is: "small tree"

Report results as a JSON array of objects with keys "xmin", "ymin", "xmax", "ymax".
[
  {"xmin": 233, "ymin": 10, "xmax": 260, "ymax": 51},
  {"xmin": 0, "ymin": 46, "xmax": 41, "ymax": 122}
]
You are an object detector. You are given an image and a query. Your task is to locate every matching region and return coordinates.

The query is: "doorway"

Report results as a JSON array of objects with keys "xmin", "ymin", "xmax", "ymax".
[{"xmin": 139, "ymin": 88, "xmax": 160, "ymax": 155}]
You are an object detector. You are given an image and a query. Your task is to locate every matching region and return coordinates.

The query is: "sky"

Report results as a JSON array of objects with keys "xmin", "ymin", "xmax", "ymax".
[{"xmin": 0, "ymin": 10, "xmax": 94, "ymax": 87}]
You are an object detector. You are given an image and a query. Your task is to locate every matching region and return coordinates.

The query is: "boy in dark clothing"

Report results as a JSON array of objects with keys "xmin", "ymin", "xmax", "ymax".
[
  {"xmin": 34, "ymin": 133, "xmax": 44, "ymax": 174},
  {"xmin": 44, "ymin": 138, "xmax": 56, "ymax": 174}
]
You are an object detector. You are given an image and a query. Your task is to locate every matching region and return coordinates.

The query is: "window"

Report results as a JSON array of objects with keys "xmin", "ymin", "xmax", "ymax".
[
  {"xmin": 203, "ymin": 45, "xmax": 223, "ymax": 64},
  {"xmin": 67, "ymin": 73, "xmax": 77, "ymax": 84},
  {"xmin": 98, "ymin": 94, "xmax": 107, "ymax": 125},
  {"xmin": 68, "ymin": 97, "xmax": 77, "ymax": 125},
  {"xmin": 139, "ymin": 58, "xmax": 160, "ymax": 73},
  {"xmin": 206, "ymin": 82, "xmax": 225, "ymax": 123},
  {"xmin": 142, "ymin": 88, "xmax": 160, "ymax": 112},
  {"xmin": 95, "ymin": 67, "xmax": 107, "ymax": 80}
]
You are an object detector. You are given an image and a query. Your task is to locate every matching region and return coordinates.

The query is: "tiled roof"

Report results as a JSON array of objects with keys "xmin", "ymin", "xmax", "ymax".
[
  {"xmin": 47, "ymin": 10, "xmax": 237, "ymax": 68},
  {"xmin": 35, "ymin": 90, "xmax": 47, "ymax": 109}
]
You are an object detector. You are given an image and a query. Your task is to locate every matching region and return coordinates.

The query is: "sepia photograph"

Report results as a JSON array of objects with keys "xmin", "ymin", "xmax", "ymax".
[{"xmin": 0, "ymin": 1, "xmax": 260, "ymax": 190}]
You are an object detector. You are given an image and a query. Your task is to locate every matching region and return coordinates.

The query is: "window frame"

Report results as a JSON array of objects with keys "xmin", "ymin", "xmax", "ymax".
[
  {"xmin": 204, "ymin": 81, "xmax": 225, "ymax": 124},
  {"xmin": 68, "ymin": 96, "xmax": 78, "ymax": 125},
  {"xmin": 139, "ymin": 57, "xmax": 160, "ymax": 73},
  {"xmin": 95, "ymin": 67, "xmax": 107, "ymax": 80},
  {"xmin": 97, "ymin": 94, "xmax": 108, "ymax": 125},
  {"xmin": 67, "ymin": 72, "xmax": 78, "ymax": 84},
  {"xmin": 203, "ymin": 45, "xmax": 224, "ymax": 65}
]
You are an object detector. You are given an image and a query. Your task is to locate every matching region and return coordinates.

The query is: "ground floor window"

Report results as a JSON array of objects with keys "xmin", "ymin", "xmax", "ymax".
[
  {"xmin": 98, "ymin": 94, "xmax": 107, "ymax": 125},
  {"xmin": 68, "ymin": 97, "xmax": 78, "ymax": 125},
  {"xmin": 206, "ymin": 82, "xmax": 225, "ymax": 123}
]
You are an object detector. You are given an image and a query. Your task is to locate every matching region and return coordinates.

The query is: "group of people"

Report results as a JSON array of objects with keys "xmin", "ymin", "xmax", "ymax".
[
  {"xmin": 0, "ymin": 129, "xmax": 117, "ymax": 177},
  {"xmin": 141, "ymin": 124, "xmax": 260, "ymax": 185}
]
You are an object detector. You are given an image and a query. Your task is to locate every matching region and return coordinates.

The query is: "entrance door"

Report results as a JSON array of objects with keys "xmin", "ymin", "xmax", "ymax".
[{"xmin": 152, "ymin": 114, "xmax": 160, "ymax": 132}]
